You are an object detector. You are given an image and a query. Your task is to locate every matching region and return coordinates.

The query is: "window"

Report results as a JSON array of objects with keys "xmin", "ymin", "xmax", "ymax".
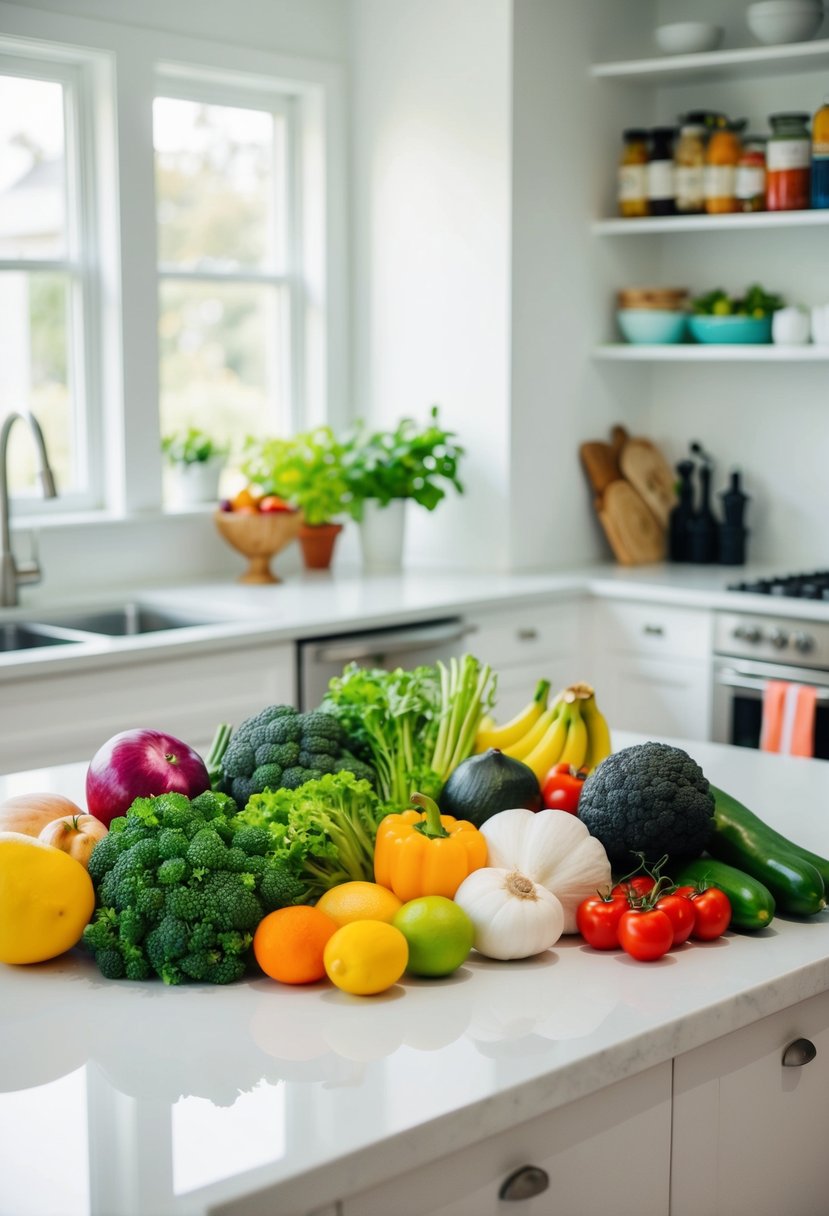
[
  {"xmin": 153, "ymin": 85, "xmax": 299, "ymax": 467},
  {"xmin": 0, "ymin": 56, "xmax": 100, "ymax": 507}
]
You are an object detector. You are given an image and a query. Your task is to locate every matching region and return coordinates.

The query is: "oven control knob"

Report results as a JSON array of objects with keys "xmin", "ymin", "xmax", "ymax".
[
  {"xmin": 767, "ymin": 628, "xmax": 789, "ymax": 649},
  {"xmin": 793, "ymin": 632, "xmax": 815, "ymax": 654},
  {"xmin": 734, "ymin": 625, "xmax": 762, "ymax": 643}
]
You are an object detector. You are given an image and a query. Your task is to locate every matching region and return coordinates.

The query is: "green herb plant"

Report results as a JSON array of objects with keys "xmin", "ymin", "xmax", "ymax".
[
  {"xmin": 161, "ymin": 427, "xmax": 229, "ymax": 466},
  {"xmin": 240, "ymin": 426, "xmax": 350, "ymax": 526},
  {"xmin": 343, "ymin": 405, "xmax": 464, "ymax": 522},
  {"xmin": 691, "ymin": 283, "xmax": 785, "ymax": 318}
]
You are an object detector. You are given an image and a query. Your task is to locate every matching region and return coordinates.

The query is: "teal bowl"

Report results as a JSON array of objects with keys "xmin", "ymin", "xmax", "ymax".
[
  {"xmin": 617, "ymin": 309, "xmax": 687, "ymax": 345},
  {"xmin": 688, "ymin": 314, "xmax": 773, "ymax": 345}
]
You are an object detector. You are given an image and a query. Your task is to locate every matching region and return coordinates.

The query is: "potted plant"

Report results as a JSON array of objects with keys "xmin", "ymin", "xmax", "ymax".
[
  {"xmin": 240, "ymin": 426, "xmax": 350, "ymax": 569},
  {"xmin": 343, "ymin": 405, "xmax": 464, "ymax": 571},
  {"xmin": 162, "ymin": 427, "xmax": 229, "ymax": 507}
]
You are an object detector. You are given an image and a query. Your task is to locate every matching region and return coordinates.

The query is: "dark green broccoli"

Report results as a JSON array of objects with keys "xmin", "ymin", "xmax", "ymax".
[
  {"xmin": 577, "ymin": 742, "xmax": 715, "ymax": 869},
  {"xmin": 259, "ymin": 863, "xmax": 307, "ymax": 911},
  {"xmin": 82, "ymin": 788, "xmax": 279, "ymax": 986},
  {"xmin": 210, "ymin": 705, "xmax": 376, "ymax": 805}
]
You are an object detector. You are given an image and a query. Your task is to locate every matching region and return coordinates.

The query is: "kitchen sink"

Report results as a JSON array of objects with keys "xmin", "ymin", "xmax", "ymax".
[
  {"xmin": 39, "ymin": 602, "xmax": 217, "ymax": 637},
  {"xmin": 0, "ymin": 623, "xmax": 84, "ymax": 653}
]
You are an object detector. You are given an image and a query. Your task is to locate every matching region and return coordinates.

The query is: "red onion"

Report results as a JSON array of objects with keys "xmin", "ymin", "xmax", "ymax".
[{"xmin": 86, "ymin": 728, "xmax": 210, "ymax": 827}]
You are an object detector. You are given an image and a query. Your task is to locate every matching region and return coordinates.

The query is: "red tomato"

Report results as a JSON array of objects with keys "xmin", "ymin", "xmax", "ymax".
[
  {"xmin": 259, "ymin": 495, "xmax": 293, "ymax": 513},
  {"xmin": 655, "ymin": 892, "xmax": 696, "ymax": 946},
  {"xmin": 541, "ymin": 763, "xmax": 586, "ymax": 814},
  {"xmin": 673, "ymin": 884, "xmax": 697, "ymax": 900},
  {"xmin": 576, "ymin": 895, "xmax": 628, "ymax": 950},
  {"xmin": 617, "ymin": 908, "xmax": 674, "ymax": 961},
  {"xmin": 690, "ymin": 887, "xmax": 732, "ymax": 941},
  {"xmin": 611, "ymin": 875, "xmax": 657, "ymax": 901}
]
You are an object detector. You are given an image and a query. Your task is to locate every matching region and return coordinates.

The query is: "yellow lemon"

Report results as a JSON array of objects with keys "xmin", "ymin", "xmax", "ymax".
[
  {"xmin": 0, "ymin": 832, "xmax": 95, "ymax": 964},
  {"xmin": 323, "ymin": 920, "xmax": 409, "ymax": 995},
  {"xmin": 316, "ymin": 881, "xmax": 402, "ymax": 927}
]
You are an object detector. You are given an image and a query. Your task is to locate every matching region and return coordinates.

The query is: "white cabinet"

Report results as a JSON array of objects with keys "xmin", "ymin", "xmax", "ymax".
[
  {"xmin": 464, "ymin": 598, "xmax": 586, "ymax": 719},
  {"xmin": 342, "ymin": 1061, "xmax": 672, "ymax": 1216},
  {"xmin": 671, "ymin": 989, "xmax": 829, "ymax": 1216},
  {"xmin": 0, "ymin": 640, "xmax": 294, "ymax": 771},
  {"xmin": 588, "ymin": 599, "xmax": 713, "ymax": 740}
]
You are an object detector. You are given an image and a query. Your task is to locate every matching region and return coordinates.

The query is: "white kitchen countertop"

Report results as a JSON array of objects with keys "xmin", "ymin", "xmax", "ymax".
[
  {"xmin": 3, "ymin": 559, "xmax": 829, "ymax": 682},
  {"xmin": 1, "ymin": 733, "xmax": 828, "ymax": 1216}
]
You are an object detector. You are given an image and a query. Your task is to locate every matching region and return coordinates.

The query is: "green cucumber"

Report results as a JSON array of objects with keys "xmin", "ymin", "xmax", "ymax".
[
  {"xmin": 708, "ymin": 786, "xmax": 827, "ymax": 918},
  {"xmin": 673, "ymin": 857, "xmax": 775, "ymax": 932}
]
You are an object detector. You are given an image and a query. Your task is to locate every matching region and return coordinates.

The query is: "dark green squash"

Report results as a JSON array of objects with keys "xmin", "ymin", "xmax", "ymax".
[{"xmin": 440, "ymin": 748, "xmax": 541, "ymax": 827}]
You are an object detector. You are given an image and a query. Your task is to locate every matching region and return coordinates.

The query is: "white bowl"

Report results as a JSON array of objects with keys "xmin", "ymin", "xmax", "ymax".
[
  {"xmin": 654, "ymin": 21, "xmax": 725, "ymax": 54},
  {"xmin": 746, "ymin": 0, "xmax": 824, "ymax": 44}
]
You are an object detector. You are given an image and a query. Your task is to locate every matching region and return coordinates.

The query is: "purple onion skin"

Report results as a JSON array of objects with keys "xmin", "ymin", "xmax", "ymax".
[{"xmin": 86, "ymin": 728, "xmax": 210, "ymax": 827}]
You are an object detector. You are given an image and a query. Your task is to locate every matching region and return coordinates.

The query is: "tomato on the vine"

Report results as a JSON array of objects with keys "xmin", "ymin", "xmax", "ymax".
[
  {"xmin": 611, "ymin": 875, "xmax": 657, "ymax": 900},
  {"xmin": 576, "ymin": 894, "xmax": 628, "ymax": 950},
  {"xmin": 617, "ymin": 907, "xmax": 674, "ymax": 961},
  {"xmin": 655, "ymin": 892, "xmax": 695, "ymax": 946},
  {"xmin": 690, "ymin": 886, "xmax": 731, "ymax": 941},
  {"xmin": 541, "ymin": 763, "xmax": 586, "ymax": 814}
]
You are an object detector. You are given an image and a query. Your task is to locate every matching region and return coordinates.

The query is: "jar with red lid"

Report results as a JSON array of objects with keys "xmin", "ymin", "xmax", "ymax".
[{"xmin": 766, "ymin": 113, "xmax": 811, "ymax": 211}]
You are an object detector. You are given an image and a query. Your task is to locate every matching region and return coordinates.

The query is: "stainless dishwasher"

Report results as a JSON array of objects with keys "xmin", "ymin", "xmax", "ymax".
[{"xmin": 297, "ymin": 617, "xmax": 467, "ymax": 710}]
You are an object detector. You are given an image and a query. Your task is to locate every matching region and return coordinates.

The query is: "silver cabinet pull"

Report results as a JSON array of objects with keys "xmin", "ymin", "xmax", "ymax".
[
  {"xmin": 643, "ymin": 624, "xmax": 665, "ymax": 636},
  {"xmin": 498, "ymin": 1165, "xmax": 550, "ymax": 1201},
  {"xmin": 782, "ymin": 1038, "xmax": 817, "ymax": 1067},
  {"xmin": 517, "ymin": 628, "xmax": 539, "ymax": 641}
]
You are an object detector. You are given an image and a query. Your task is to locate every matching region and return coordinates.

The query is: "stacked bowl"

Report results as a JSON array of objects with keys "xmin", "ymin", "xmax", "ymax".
[{"xmin": 616, "ymin": 287, "xmax": 689, "ymax": 344}]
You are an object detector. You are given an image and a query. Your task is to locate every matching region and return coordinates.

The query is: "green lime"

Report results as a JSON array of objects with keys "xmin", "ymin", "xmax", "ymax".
[{"xmin": 393, "ymin": 896, "xmax": 474, "ymax": 978}]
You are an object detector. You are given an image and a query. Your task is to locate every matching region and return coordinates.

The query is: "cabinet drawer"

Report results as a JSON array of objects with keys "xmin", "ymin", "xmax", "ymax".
[
  {"xmin": 593, "ymin": 600, "xmax": 712, "ymax": 661},
  {"xmin": 465, "ymin": 601, "xmax": 581, "ymax": 669}
]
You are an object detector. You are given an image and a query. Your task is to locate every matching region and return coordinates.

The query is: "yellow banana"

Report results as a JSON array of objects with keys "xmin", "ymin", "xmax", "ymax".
[
  {"xmin": 558, "ymin": 701, "xmax": 589, "ymax": 770},
  {"xmin": 475, "ymin": 679, "xmax": 551, "ymax": 752},
  {"xmin": 521, "ymin": 705, "xmax": 571, "ymax": 779},
  {"xmin": 581, "ymin": 692, "xmax": 612, "ymax": 772},
  {"xmin": 503, "ymin": 695, "xmax": 564, "ymax": 760}
]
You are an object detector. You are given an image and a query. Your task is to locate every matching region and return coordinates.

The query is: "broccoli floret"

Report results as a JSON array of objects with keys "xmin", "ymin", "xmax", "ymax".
[
  {"xmin": 251, "ymin": 763, "xmax": 284, "ymax": 792},
  {"xmin": 186, "ymin": 828, "xmax": 229, "ymax": 870},
  {"xmin": 259, "ymin": 864, "xmax": 308, "ymax": 911},
  {"xmin": 333, "ymin": 753, "xmax": 376, "ymax": 786},
  {"xmin": 157, "ymin": 857, "xmax": 188, "ymax": 886},
  {"xmin": 82, "ymin": 908, "xmax": 119, "ymax": 953},
  {"xmin": 158, "ymin": 828, "xmax": 189, "ymax": 860},
  {"xmin": 87, "ymin": 832, "xmax": 127, "ymax": 882},
  {"xmin": 234, "ymin": 825, "xmax": 271, "ymax": 857},
  {"xmin": 577, "ymin": 742, "xmax": 714, "ymax": 869},
  {"xmin": 204, "ymin": 956, "xmax": 247, "ymax": 985},
  {"xmin": 298, "ymin": 751, "xmax": 336, "ymax": 775},
  {"xmin": 95, "ymin": 948, "xmax": 126, "ymax": 980},
  {"xmin": 299, "ymin": 711, "xmax": 344, "ymax": 744},
  {"xmin": 223, "ymin": 739, "xmax": 256, "ymax": 779},
  {"xmin": 164, "ymin": 886, "xmax": 205, "ymax": 921},
  {"xmin": 229, "ymin": 776, "xmax": 258, "ymax": 807},
  {"xmin": 265, "ymin": 715, "xmax": 303, "ymax": 746}
]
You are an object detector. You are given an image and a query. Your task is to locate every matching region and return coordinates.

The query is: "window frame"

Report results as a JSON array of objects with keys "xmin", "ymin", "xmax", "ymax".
[{"xmin": 0, "ymin": 45, "xmax": 105, "ymax": 514}]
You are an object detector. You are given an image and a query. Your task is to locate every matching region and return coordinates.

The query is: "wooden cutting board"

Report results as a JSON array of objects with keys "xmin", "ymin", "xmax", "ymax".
[
  {"xmin": 597, "ymin": 479, "xmax": 666, "ymax": 565},
  {"xmin": 579, "ymin": 425, "xmax": 629, "ymax": 496},
  {"xmin": 619, "ymin": 438, "xmax": 677, "ymax": 529}
]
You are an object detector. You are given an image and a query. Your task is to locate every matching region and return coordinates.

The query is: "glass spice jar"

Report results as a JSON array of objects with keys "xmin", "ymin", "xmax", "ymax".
[
  {"xmin": 735, "ymin": 137, "xmax": 767, "ymax": 212},
  {"xmin": 674, "ymin": 123, "xmax": 707, "ymax": 214},
  {"xmin": 618, "ymin": 128, "xmax": 649, "ymax": 218},
  {"xmin": 705, "ymin": 121, "xmax": 744, "ymax": 214},
  {"xmin": 647, "ymin": 127, "xmax": 677, "ymax": 216},
  {"xmin": 767, "ymin": 113, "xmax": 811, "ymax": 211}
]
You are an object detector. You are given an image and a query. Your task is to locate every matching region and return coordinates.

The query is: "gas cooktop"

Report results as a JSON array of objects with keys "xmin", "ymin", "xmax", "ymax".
[{"xmin": 727, "ymin": 571, "xmax": 829, "ymax": 600}]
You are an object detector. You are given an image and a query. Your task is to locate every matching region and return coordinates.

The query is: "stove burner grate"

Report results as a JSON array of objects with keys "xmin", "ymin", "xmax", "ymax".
[{"xmin": 728, "ymin": 571, "xmax": 829, "ymax": 600}]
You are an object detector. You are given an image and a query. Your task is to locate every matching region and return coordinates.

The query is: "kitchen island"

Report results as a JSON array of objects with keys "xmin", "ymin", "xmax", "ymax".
[{"xmin": 1, "ymin": 734, "xmax": 828, "ymax": 1216}]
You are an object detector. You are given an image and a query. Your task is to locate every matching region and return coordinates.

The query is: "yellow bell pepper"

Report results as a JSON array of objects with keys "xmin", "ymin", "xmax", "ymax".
[{"xmin": 373, "ymin": 792, "xmax": 487, "ymax": 903}]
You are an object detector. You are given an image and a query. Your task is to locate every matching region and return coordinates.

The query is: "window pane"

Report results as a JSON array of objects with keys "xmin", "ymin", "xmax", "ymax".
[
  {"xmin": 0, "ymin": 270, "xmax": 75, "ymax": 495},
  {"xmin": 0, "ymin": 76, "xmax": 66, "ymax": 259},
  {"xmin": 154, "ymin": 97, "xmax": 284, "ymax": 271},
  {"xmin": 158, "ymin": 280, "xmax": 288, "ymax": 452}
]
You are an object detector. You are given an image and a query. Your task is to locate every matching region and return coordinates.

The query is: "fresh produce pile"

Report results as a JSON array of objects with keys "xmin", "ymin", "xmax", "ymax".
[{"xmin": 1, "ymin": 662, "xmax": 828, "ymax": 997}]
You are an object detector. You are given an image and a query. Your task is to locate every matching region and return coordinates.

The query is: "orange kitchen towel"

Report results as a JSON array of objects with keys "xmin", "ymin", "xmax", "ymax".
[{"xmin": 761, "ymin": 681, "xmax": 817, "ymax": 757}]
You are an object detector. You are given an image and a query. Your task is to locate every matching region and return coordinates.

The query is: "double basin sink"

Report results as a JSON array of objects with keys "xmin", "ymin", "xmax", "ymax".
[{"xmin": 0, "ymin": 604, "xmax": 216, "ymax": 654}]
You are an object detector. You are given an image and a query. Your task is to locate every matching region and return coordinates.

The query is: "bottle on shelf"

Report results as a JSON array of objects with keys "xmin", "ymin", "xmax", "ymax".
[
  {"xmin": 735, "ymin": 137, "xmax": 767, "ymax": 212},
  {"xmin": 687, "ymin": 442, "xmax": 719, "ymax": 564},
  {"xmin": 674, "ymin": 120, "xmax": 707, "ymax": 215},
  {"xmin": 766, "ymin": 112, "xmax": 811, "ymax": 211},
  {"xmin": 647, "ymin": 127, "xmax": 677, "ymax": 216},
  {"xmin": 704, "ymin": 119, "xmax": 745, "ymax": 214},
  {"xmin": 618, "ymin": 128, "xmax": 650, "ymax": 218},
  {"xmin": 718, "ymin": 470, "xmax": 750, "ymax": 566},
  {"xmin": 811, "ymin": 99, "xmax": 829, "ymax": 209},
  {"xmin": 668, "ymin": 460, "xmax": 695, "ymax": 563}
]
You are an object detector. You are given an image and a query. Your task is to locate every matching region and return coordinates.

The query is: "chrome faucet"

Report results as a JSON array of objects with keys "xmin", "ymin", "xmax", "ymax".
[{"xmin": 0, "ymin": 411, "xmax": 58, "ymax": 607}]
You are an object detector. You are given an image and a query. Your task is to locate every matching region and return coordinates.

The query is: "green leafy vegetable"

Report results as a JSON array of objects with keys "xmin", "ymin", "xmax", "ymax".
[
  {"xmin": 322, "ymin": 654, "xmax": 496, "ymax": 807},
  {"xmin": 233, "ymin": 771, "xmax": 389, "ymax": 902}
]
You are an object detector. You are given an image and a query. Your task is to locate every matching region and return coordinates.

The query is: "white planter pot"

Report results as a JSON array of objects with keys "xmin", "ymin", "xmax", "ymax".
[
  {"xmin": 359, "ymin": 499, "xmax": 406, "ymax": 572},
  {"xmin": 167, "ymin": 458, "xmax": 224, "ymax": 507}
]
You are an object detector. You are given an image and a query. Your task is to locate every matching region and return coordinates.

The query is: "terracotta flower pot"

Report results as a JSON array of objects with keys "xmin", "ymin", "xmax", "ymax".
[{"xmin": 298, "ymin": 521, "xmax": 343, "ymax": 570}]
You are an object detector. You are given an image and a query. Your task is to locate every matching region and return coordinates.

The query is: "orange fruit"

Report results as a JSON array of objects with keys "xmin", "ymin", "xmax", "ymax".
[
  {"xmin": 323, "ymin": 920, "xmax": 409, "ymax": 995},
  {"xmin": 316, "ymin": 881, "xmax": 403, "ymax": 927},
  {"xmin": 253, "ymin": 905, "xmax": 339, "ymax": 985},
  {"xmin": 230, "ymin": 486, "xmax": 261, "ymax": 512}
]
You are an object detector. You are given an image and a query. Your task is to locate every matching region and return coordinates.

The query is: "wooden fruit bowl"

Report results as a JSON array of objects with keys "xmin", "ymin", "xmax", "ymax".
[{"xmin": 214, "ymin": 509, "xmax": 302, "ymax": 584}]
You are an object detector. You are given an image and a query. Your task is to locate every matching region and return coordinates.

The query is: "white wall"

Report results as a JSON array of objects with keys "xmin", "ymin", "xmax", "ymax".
[{"xmin": 348, "ymin": 0, "xmax": 513, "ymax": 571}]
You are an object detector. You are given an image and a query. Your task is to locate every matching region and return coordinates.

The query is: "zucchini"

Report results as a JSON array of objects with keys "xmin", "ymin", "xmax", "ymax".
[
  {"xmin": 708, "ymin": 786, "xmax": 826, "ymax": 917},
  {"xmin": 673, "ymin": 857, "xmax": 775, "ymax": 932}
]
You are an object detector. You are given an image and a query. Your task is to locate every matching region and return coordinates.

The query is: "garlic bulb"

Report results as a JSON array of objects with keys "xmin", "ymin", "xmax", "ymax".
[{"xmin": 453, "ymin": 867, "xmax": 564, "ymax": 960}]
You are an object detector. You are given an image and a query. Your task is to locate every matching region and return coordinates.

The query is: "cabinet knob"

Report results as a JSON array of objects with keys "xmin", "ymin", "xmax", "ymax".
[
  {"xmin": 517, "ymin": 628, "xmax": 539, "ymax": 641},
  {"xmin": 642, "ymin": 624, "xmax": 664, "ymax": 637},
  {"xmin": 782, "ymin": 1038, "xmax": 817, "ymax": 1067},
  {"xmin": 498, "ymin": 1165, "xmax": 550, "ymax": 1201}
]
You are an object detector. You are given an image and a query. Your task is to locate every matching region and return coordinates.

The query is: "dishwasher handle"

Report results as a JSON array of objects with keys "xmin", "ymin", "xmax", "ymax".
[{"xmin": 309, "ymin": 620, "xmax": 469, "ymax": 666}]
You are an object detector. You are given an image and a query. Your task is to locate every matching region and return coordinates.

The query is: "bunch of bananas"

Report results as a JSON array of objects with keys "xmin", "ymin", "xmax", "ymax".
[{"xmin": 475, "ymin": 680, "xmax": 612, "ymax": 781}]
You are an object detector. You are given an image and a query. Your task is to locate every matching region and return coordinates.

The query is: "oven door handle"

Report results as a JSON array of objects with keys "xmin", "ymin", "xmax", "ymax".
[{"xmin": 716, "ymin": 668, "xmax": 829, "ymax": 704}]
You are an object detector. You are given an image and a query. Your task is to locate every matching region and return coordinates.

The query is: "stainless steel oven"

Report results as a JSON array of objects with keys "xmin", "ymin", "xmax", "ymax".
[{"xmin": 712, "ymin": 611, "xmax": 829, "ymax": 758}]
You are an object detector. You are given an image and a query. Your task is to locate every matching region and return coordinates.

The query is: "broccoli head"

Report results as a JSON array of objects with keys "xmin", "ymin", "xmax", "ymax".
[{"xmin": 577, "ymin": 742, "xmax": 714, "ymax": 869}]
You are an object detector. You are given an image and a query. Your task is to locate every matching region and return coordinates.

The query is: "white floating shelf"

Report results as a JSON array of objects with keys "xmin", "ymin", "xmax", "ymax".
[
  {"xmin": 594, "ymin": 344, "xmax": 829, "ymax": 362},
  {"xmin": 593, "ymin": 210, "xmax": 829, "ymax": 235},
  {"xmin": 591, "ymin": 38, "xmax": 829, "ymax": 85}
]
